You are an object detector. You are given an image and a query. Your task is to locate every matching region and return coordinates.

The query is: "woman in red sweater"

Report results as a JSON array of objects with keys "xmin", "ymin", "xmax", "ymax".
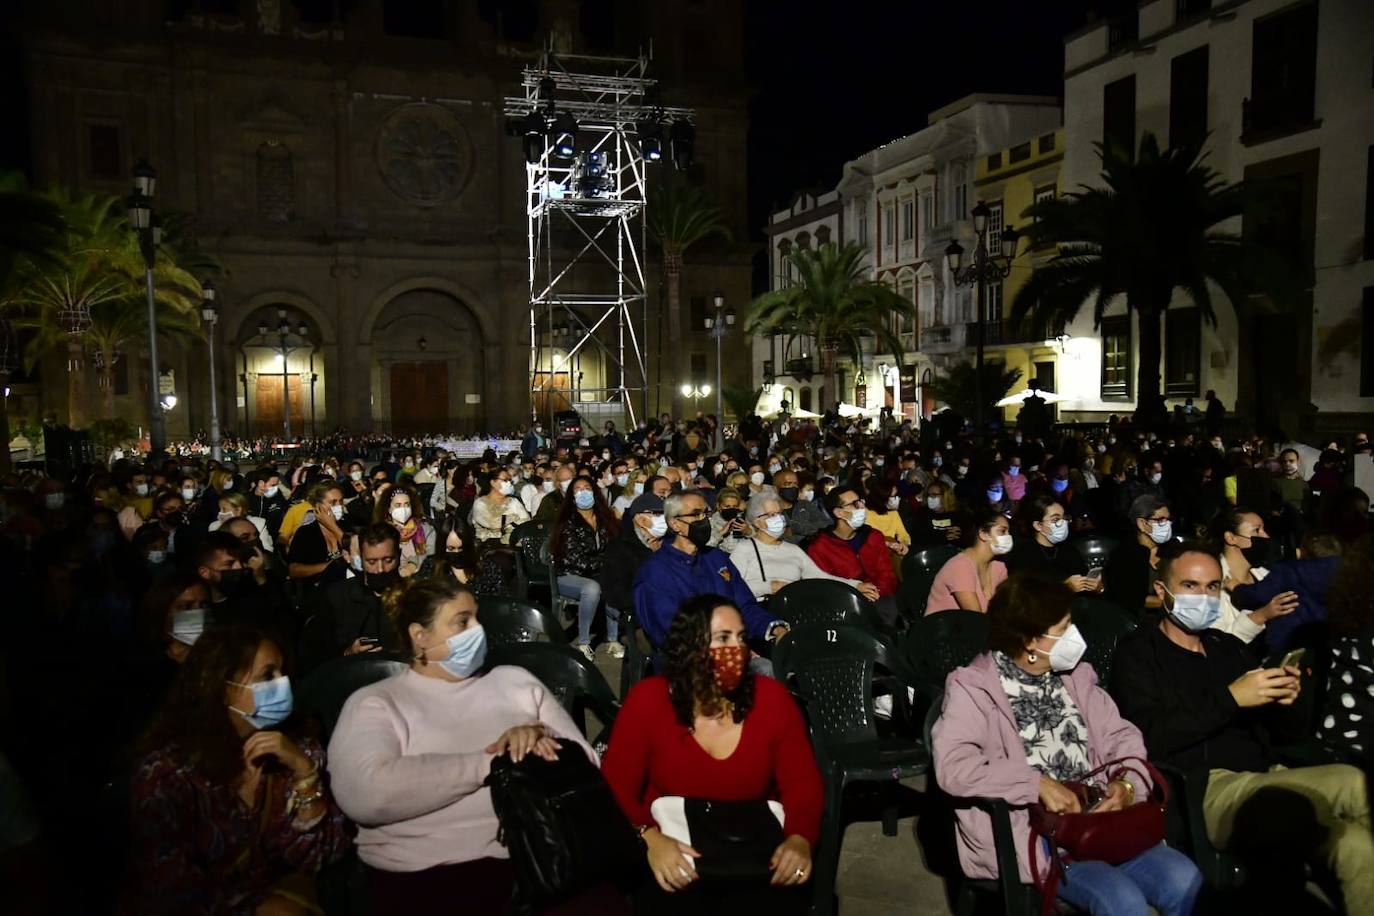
[{"xmin": 602, "ymin": 595, "xmax": 823, "ymax": 914}]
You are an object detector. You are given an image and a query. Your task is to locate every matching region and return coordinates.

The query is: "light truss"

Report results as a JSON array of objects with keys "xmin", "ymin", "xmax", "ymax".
[{"xmin": 504, "ymin": 45, "xmax": 693, "ymax": 428}]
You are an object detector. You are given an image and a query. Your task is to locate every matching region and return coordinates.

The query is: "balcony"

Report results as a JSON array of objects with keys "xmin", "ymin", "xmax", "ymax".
[
  {"xmin": 963, "ymin": 319, "xmax": 1066, "ymax": 348},
  {"xmin": 920, "ymin": 323, "xmax": 963, "ymax": 354}
]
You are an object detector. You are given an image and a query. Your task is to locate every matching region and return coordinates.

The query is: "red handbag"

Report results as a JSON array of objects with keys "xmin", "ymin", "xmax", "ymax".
[{"xmin": 1026, "ymin": 756, "xmax": 1169, "ymax": 916}]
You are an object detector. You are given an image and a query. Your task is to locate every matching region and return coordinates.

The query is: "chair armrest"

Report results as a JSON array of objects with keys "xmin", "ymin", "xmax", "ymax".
[{"xmin": 1272, "ymin": 741, "xmax": 1343, "ymax": 768}]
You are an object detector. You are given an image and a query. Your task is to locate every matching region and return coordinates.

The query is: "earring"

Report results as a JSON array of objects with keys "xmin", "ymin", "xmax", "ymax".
[{"xmin": 1027, "ymin": 651, "xmax": 1038, "ymax": 664}]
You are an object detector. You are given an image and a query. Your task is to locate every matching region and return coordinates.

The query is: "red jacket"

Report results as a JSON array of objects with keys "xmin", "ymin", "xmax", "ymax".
[{"xmin": 806, "ymin": 526, "xmax": 899, "ymax": 596}]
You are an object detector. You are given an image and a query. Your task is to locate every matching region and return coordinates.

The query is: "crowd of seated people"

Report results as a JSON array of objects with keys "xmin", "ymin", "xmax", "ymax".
[{"xmin": 0, "ymin": 412, "xmax": 1370, "ymax": 914}]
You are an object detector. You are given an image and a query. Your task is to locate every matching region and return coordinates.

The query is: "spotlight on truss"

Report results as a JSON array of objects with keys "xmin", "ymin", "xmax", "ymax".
[
  {"xmin": 551, "ymin": 112, "xmax": 578, "ymax": 160},
  {"xmin": 670, "ymin": 121, "xmax": 695, "ymax": 170}
]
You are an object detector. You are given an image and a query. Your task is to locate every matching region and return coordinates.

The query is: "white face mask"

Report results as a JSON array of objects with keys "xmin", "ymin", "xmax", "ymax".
[
  {"xmin": 1039, "ymin": 623, "xmax": 1087, "ymax": 672},
  {"xmin": 800, "ymin": 489, "xmax": 814, "ymax": 502},
  {"xmin": 1149, "ymin": 472, "xmax": 1163, "ymax": 485},
  {"xmin": 749, "ymin": 472, "xmax": 765, "ymax": 487},
  {"xmin": 887, "ymin": 496, "xmax": 900, "ymax": 509},
  {"xmin": 926, "ymin": 496, "xmax": 943, "ymax": 512},
  {"xmin": 848, "ymin": 507, "xmax": 868, "ymax": 528},
  {"xmin": 1043, "ymin": 519, "xmax": 1070, "ymax": 544},
  {"xmin": 497, "ymin": 480, "xmax": 514, "ymax": 496},
  {"xmin": 180, "ymin": 487, "xmax": 196, "ymax": 502},
  {"xmin": 350, "ymin": 470, "xmax": 363, "ymax": 481},
  {"xmin": 763, "ymin": 515, "xmax": 787, "ymax": 538},
  {"xmin": 170, "ymin": 608, "xmax": 208, "ymax": 646},
  {"xmin": 988, "ymin": 532, "xmax": 1014, "ymax": 555},
  {"xmin": 390, "ymin": 505, "xmax": 412, "ymax": 524},
  {"xmin": 559, "ymin": 479, "xmax": 571, "ymax": 493},
  {"xmin": 135, "ymin": 483, "xmax": 149, "ymax": 497},
  {"xmin": 329, "ymin": 504, "xmax": 344, "ymax": 521},
  {"xmin": 217, "ymin": 511, "xmax": 233, "ymax": 522},
  {"xmin": 1147, "ymin": 519, "xmax": 1173, "ymax": 544},
  {"xmin": 616, "ymin": 473, "xmax": 629, "ymax": 487},
  {"xmin": 647, "ymin": 514, "xmax": 668, "ymax": 538}
]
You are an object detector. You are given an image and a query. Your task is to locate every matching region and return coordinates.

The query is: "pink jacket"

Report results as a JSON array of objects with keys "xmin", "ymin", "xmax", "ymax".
[{"xmin": 931, "ymin": 653, "xmax": 1152, "ymax": 883}]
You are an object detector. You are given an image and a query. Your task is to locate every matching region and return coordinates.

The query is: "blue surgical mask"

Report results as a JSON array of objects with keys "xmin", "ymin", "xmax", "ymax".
[
  {"xmin": 437, "ymin": 624, "xmax": 488, "ymax": 678},
  {"xmin": 1148, "ymin": 519, "xmax": 1173, "ymax": 544},
  {"xmin": 1044, "ymin": 519, "xmax": 1069, "ymax": 544},
  {"xmin": 987, "ymin": 488, "xmax": 1004, "ymax": 503},
  {"xmin": 574, "ymin": 490, "xmax": 595, "ymax": 510},
  {"xmin": 1051, "ymin": 478, "xmax": 1069, "ymax": 494},
  {"xmin": 1007, "ymin": 466, "xmax": 1020, "ymax": 477},
  {"xmin": 1162, "ymin": 587, "xmax": 1221, "ymax": 632},
  {"xmin": 227, "ymin": 675, "xmax": 293, "ymax": 730}
]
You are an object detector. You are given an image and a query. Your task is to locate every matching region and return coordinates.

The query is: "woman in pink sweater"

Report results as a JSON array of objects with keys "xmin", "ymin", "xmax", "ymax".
[{"xmin": 327, "ymin": 578, "xmax": 622, "ymax": 914}]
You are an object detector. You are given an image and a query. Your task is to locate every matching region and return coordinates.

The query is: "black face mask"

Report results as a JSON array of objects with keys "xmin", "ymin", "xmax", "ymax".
[
  {"xmin": 778, "ymin": 486, "xmax": 800, "ymax": 504},
  {"xmin": 1240, "ymin": 538, "xmax": 1275, "ymax": 569},
  {"xmin": 684, "ymin": 518, "xmax": 713, "ymax": 549},
  {"xmin": 364, "ymin": 568, "xmax": 401, "ymax": 594},
  {"xmin": 718, "ymin": 508, "xmax": 741, "ymax": 522},
  {"xmin": 218, "ymin": 568, "xmax": 252, "ymax": 596}
]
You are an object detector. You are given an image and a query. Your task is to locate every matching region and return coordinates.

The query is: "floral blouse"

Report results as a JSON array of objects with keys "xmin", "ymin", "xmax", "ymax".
[
  {"xmin": 129, "ymin": 738, "xmax": 351, "ymax": 915},
  {"xmin": 994, "ymin": 651, "xmax": 1093, "ymax": 784}
]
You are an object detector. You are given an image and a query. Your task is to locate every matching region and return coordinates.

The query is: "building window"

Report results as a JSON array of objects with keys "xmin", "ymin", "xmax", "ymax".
[
  {"xmin": 690, "ymin": 352, "xmax": 707, "ymax": 378},
  {"xmin": 1247, "ymin": 1, "xmax": 1318, "ymax": 137},
  {"xmin": 1104, "ymin": 76, "xmax": 1137, "ymax": 162},
  {"xmin": 816, "ymin": 225, "xmax": 831, "ymax": 246},
  {"xmin": 985, "ymin": 200, "xmax": 1003, "ymax": 254},
  {"xmin": 932, "ymin": 285, "xmax": 944, "ymax": 327},
  {"xmin": 1244, "ymin": 149, "xmax": 1319, "ymax": 286},
  {"xmin": 883, "ymin": 205, "xmax": 895, "ymax": 248},
  {"xmin": 985, "ymin": 281, "xmax": 1004, "ymax": 323},
  {"xmin": 922, "ymin": 194, "xmax": 934, "ymax": 231},
  {"xmin": 689, "ymin": 296, "xmax": 705, "ymax": 332},
  {"xmin": 897, "ymin": 273, "xmax": 916, "ymax": 335},
  {"xmin": 1169, "ymin": 45, "xmax": 1210, "ymax": 150},
  {"xmin": 951, "ymin": 163, "xmax": 969, "ymax": 222},
  {"xmin": 1101, "ymin": 315, "xmax": 1132, "ymax": 399},
  {"xmin": 799, "ymin": 387, "xmax": 812, "ymax": 411},
  {"xmin": 1363, "ymin": 287, "xmax": 1374, "ymax": 397},
  {"xmin": 1038, "ymin": 132, "xmax": 1056, "ymax": 154},
  {"xmin": 1164, "ymin": 308, "xmax": 1201, "ymax": 397},
  {"xmin": 796, "ymin": 231, "xmax": 811, "ymax": 250},
  {"xmin": 901, "ymin": 199, "xmax": 914, "ymax": 242},
  {"xmin": 987, "ymin": 152, "xmax": 1003, "ymax": 171},
  {"xmin": 256, "ymin": 141, "xmax": 295, "ymax": 223},
  {"xmin": 88, "ymin": 124, "xmax": 122, "ymax": 180},
  {"xmin": 1033, "ymin": 185, "xmax": 1056, "ymax": 213},
  {"xmin": 1009, "ymin": 142, "xmax": 1031, "ymax": 164}
]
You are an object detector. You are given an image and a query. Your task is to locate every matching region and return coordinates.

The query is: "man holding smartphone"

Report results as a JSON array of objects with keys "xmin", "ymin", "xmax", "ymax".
[
  {"xmin": 314, "ymin": 524, "xmax": 404, "ymax": 666},
  {"xmin": 1112, "ymin": 540, "xmax": 1373, "ymax": 912}
]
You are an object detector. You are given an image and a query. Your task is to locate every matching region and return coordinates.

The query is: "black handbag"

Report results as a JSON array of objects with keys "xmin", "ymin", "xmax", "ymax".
[
  {"xmin": 671, "ymin": 798, "xmax": 785, "ymax": 882},
  {"xmin": 484, "ymin": 748, "xmax": 643, "ymax": 911}
]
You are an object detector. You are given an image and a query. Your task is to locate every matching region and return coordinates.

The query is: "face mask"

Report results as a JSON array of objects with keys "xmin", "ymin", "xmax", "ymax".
[
  {"xmin": 1149, "ymin": 473, "xmax": 1163, "ymax": 485},
  {"xmin": 222, "ymin": 479, "xmax": 234, "ymax": 490},
  {"xmin": 887, "ymin": 496, "xmax": 900, "ymax": 509},
  {"xmin": 432, "ymin": 622, "xmax": 487, "ymax": 678},
  {"xmin": 1007, "ymin": 466, "xmax": 1020, "ymax": 477},
  {"xmin": 749, "ymin": 472, "xmax": 765, "ymax": 487},
  {"xmin": 146, "ymin": 550, "xmax": 167, "ymax": 565},
  {"xmin": 264, "ymin": 485, "xmax": 280, "ymax": 499},
  {"xmin": 847, "ymin": 507, "xmax": 868, "ymax": 528},
  {"xmin": 710, "ymin": 644, "xmax": 749, "ymax": 694},
  {"xmin": 135, "ymin": 483, "xmax": 149, "ymax": 497},
  {"xmin": 1147, "ymin": 519, "xmax": 1173, "ymax": 544},
  {"xmin": 180, "ymin": 487, "xmax": 196, "ymax": 502},
  {"xmin": 574, "ymin": 490, "xmax": 595, "ymax": 510},
  {"xmin": 957, "ymin": 466, "xmax": 969, "ymax": 477},
  {"xmin": 363, "ymin": 567, "xmax": 400, "ymax": 593},
  {"xmin": 764, "ymin": 515, "xmax": 788, "ymax": 538},
  {"xmin": 170, "ymin": 608, "xmax": 207, "ymax": 646},
  {"xmin": 647, "ymin": 515, "xmax": 668, "ymax": 538},
  {"xmin": 227, "ymin": 675, "xmax": 293, "ymax": 730},
  {"xmin": 927, "ymin": 496, "xmax": 943, "ymax": 511},
  {"xmin": 45, "ymin": 493, "xmax": 65, "ymax": 510},
  {"xmin": 616, "ymin": 473, "xmax": 629, "ymax": 487},
  {"xmin": 544, "ymin": 480, "xmax": 556, "ymax": 493},
  {"xmin": 1014, "ymin": 435, "xmax": 1023, "ymax": 444},
  {"xmin": 559, "ymin": 479, "xmax": 571, "ymax": 493},
  {"xmin": 496, "ymin": 480, "xmax": 514, "ymax": 496},
  {"xmin": 403, "ymin": 460, "xmax": 414, "ymax": 469},
  {"xmin": 602, "ymin": 452, "xmax": 611, "ymax": 461},
  {"xmin": 631, "ymin": 481, "xmax": 645, "ymax": 496},
  {"xmin": 875, "ymin": 458, "xmax": 885, "ymax": 468},
  {"xmin": 352, "ymin": 553, "xmax": 363, "ymax": 572},
  {"xmin": 1211, "ymin": 441, "xmax": 1223, "ymax": 451},
  {"xmin": 346, "ymin": 470, "xmax": 362, "ymax": 482},
  {"xmin": 1239, "ymin": 537, "xmax": 1274, "ymax": 569},
  {"xmin": 932, "ymin": 456, "xmax": 943, "ymax": 467},
  {"xmin": 390, "ymin": 505, "xmax": 412, "ymax": 524},
  {"xmin": 330, "ymin": 504, "xmax": 344, "ymax": 521},
  {"xmin": 1083, "ymin": 459, "xmax": 1095, "ymax": 471},
  {"xmin": 1163, "ymin": 586, "xmax": 1222, "ymax": 632},
  {"xmin": 683, "ymin": 518, "xmax": 713, "ymax": 549},
  {"xmin": 1283, "ymin": 462, "xmax": 1298, "ymax": 474},
  {"xmin": 987, "ymin": 488, "xmax": 1004, "ymax": 503},
  {"xmin": 1044, "ymin": 519, "xmax": 1069, "ymax": 544},
  {"xmin": 800, "ymin": 489, "xmax": 814, "ymax": 502},
  {"xmin": 989, "ymin": 532, "xmax": 1014, "ymax": 555},
  {"xmin": 1050, "ymin": 478, "xmax": 1069, "ymax": 495},
  {"xmin": 778, "ymin": 486, "xmax": 799, "ymax": 504},
  {"xmin": 1040, "ymin": 624, "xmax": 1087, "ymax": 672}
]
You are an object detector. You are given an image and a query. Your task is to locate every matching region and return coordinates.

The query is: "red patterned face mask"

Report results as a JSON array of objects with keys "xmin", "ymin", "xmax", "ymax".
[{"xmin": 709, "ymin": 644, "xmax": 749, "ymax": 694}]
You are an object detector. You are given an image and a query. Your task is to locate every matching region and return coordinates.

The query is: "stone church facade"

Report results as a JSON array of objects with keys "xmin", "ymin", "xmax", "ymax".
[{"xmin": 17, "ymin": 0, "xmax": 751, "ymax": 437}]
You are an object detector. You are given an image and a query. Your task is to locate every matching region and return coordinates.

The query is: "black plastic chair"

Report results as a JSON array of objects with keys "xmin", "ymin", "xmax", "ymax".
[
  {"xmin": 903, "ymin": 610, "xmax": 990, "ymax": 695},
  {"xmin": 1071, "ymin": 535, "xmax": 1118, "ymax": 571},
  {"xmin": 478, "ymin": 596, "xmax": 567, "ymax": 645},
  {"xmin": 898, "ymin": 544, "xmax": 958, "ymax": 617},
  {"xmin": 296, "ymin": 651, "xmax": 409, "ymax": 743},
  {"xmin": 1154, "ymin": 762, "xmax": 1247, "ymax": 891},
  {"xmin": 1070, "ymin": 595, "xmax": 1137, "ymax": 689},
  {"xmin": 509, "ymin": 519, "xmax": 555, "ymax": 602},
  {"xmin": 784, "ymin": 626, "xmax": 930, "ymax": 916},
  {"xmin": 770, "ymin": 579, "xmax": 888, "ymax": 635},
  {"xmin": 618, "ymin": 606, "xmax": 652, "ymax": 696},
  {"xmin": 486, "ymin": 642, "xmax": 621, "ymax": 747}
]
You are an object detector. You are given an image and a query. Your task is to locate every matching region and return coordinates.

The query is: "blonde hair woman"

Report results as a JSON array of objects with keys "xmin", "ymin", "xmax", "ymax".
[{"xmin": 208, "ymin": 491, "xmax": 273, "ymax": 552}]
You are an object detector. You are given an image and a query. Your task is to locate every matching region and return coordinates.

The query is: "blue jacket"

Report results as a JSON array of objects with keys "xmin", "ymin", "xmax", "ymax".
[
  {"xmin": 632, "ymin": 537, "xmax": 778, "ymax": 646},
  {"xmin": 1231, "ymin": 555, "xmax": 1341, "ymax": 653},
  {"xmin": 521, "ymin": 430, "xmax": 547, "ymax": 459}
]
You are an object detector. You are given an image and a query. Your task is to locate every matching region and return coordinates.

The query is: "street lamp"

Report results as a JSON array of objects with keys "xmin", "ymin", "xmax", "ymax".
[
  {"xmin": 127, "ymin": 159, "xmax": 166, "ymax": 457},
  {"xmin": 201, "ymin": 280, "xmax": 222, "ymax": 460},
  {"xmin": 680, "ymin": 382, "xmax": 711, "ymax": 408},
  {"xmin": 254, "ymin": 308, "xmax": 313, "ymax": 440},
  {"xmin": 703, "ymin": 290, "xmax": 735, "ymax": 448},
  {"xmin": 945, "ymin": 202, "xmax": 1019, "ymax": 435}
]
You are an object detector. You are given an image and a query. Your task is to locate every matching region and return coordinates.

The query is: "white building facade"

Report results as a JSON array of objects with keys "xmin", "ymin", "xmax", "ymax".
[{"xmin": 1058, "ymin": 0, "xmax": 1374, "ymax": 435}]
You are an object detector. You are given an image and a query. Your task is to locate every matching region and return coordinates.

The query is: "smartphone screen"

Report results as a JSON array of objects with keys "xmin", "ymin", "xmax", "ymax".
[{"xmin": 1086, "ymin": 567, "xmax": 1103, "ymax": 580}]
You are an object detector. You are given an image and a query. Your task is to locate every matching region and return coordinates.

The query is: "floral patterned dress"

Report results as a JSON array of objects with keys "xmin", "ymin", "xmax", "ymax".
[
  {"xmin": 129, "ymin": 738, "xmax": 352, "ymax": 915},
  {"xmin": 994, "ymin": 651, "xmax": 1093, "ymax": 783}
]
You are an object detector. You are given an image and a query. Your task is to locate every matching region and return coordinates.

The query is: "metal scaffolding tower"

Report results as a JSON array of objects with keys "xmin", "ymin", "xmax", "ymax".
[{"xmin": 504, "ymin": 47, "xmax": 693, "ymax": 428}]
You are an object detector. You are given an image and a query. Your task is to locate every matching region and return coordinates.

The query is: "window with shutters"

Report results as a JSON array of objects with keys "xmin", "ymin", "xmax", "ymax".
[
  {"xmin": 1101, "ymin": 315, "xmax": 1132, "ymax": 400},
  {"xmin": 1169, "ymin": 45, "xmax": 1210, "ymax": 150},
  {"xmin": 1104, "ymin": 76, "xmax": 1137, "ymax": 162},
  {"xmin": 256, "ymin": 141, "xmax": 295, "ymax": 223},
  {"xmin": 1164, "ymin": 308, "xmax": 1201, "ymax": 397}
]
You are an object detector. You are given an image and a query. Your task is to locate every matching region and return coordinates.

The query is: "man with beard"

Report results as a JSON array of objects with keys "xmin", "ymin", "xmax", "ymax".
[{"xmin": 318, "ymin": 524, "xmax": 403, "ymax": 662}]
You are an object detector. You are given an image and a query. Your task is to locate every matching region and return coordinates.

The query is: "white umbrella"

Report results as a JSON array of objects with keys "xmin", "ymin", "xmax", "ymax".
[
  {"xmin": 838, "ymin": 402, "xmax": 882, "ymax": 418},
  {"xmin": 996, "ymin": 388, "xmax": 1068, "ymax": 408}
]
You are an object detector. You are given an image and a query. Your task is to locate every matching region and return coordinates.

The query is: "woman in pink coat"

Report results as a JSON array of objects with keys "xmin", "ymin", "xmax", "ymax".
[{"xmin": 931, "ymin": 575, "xmax": 1201, "ymax": 916}]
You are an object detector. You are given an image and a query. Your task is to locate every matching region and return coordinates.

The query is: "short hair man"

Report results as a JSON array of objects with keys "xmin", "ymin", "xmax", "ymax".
[
  {"xmin": 313, "ymin": 524, "xmax": 403, "ymax": 667},
  {"xmin": 1103, "ymin": 495, "xmax": 1173, "ymax": 613},
  {"xmin": 771, "ymin": 468, "xmax": 831, "ymax": 543},
  {"xmin": 805, "ymin": 487, "xmax": 899, "ymax": 620}
]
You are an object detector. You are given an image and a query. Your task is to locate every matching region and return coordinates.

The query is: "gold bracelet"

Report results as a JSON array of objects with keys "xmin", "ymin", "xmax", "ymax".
[{"xmin": 1111, "ymin": 778, "xmax": 1135, "ymax": 805}]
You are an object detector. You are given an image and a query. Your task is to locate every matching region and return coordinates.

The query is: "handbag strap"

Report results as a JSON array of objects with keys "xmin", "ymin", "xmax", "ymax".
[
  {"xmin": 1079, "ymin": 755, "xmax": 1170, "ymax": 808},
  {"xmin": 1027, "ymin": 827, "xmax": 1063, "ymax": 916}
]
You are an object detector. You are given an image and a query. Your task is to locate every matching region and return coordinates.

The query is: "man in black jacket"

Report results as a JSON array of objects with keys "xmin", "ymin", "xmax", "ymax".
[
  {"xmin": 311, "ymin": 523, "xmax": 403, "ymax": 670},
  {"xmin": 1111, "ymin": 540, "xmax": 1372, "ymax": 912}
]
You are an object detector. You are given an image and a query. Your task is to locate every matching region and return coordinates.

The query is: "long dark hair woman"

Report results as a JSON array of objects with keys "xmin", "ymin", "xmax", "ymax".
[
  {"xmin": 601, "ymin": 595, "xmax": 823, "ymax": 914},
  {"xmin": 550, "ymin": 474, "xmax": 621, "ymax": 661},
  {"xmin": 129, "ymin": 625, "xmax": 350, "ymax": 914},
  {"xmin": 419, "ymin": 513, "xmax": 478, "ymax": 586}
]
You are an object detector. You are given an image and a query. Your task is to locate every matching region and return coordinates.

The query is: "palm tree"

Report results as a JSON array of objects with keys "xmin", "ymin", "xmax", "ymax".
[
  {"xmin": 1011, "ymin": 132, "xmax": 1292, "ymax": 429},
  {"xmin": 0, "ymin": 172, "xmax": 64, "ymax": 472},
  {"xmin": 746, "ymin": 242, "xmax": 916, "ymax": 404},
  {"xmin": 647, "ymin": 180, "xmax": 731, "ymax": 412},
  {"xmin": 924, "ymin": 359, "xmax": 1023, "ymax": 425},
  {"xmin": 84, "ymin": 295, "xmax": 205, "ymax": 420}
]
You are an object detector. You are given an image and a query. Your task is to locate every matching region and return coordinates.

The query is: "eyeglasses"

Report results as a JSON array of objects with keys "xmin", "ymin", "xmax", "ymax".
[
  {"xmin": 677, "ymin": 508, "xmax": 713, "ymax": 521},
  {"xmin": 839, "ymin": 498, "xmax": 865, "ymax": 510}
]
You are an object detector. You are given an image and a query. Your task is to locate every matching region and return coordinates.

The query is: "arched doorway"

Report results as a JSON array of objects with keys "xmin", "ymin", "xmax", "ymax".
[
  {"xmin": 371, "ymin": 289, "xmax": 484, "ymax": 435},
  {"xmin": 234, "ymin": 305, "xmax": 324, "ymax": 438}
]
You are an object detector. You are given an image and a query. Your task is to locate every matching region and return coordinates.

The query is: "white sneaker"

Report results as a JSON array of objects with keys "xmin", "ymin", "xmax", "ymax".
[
  {"xmin": 603, "ymin": 641, "xmax": 626, "ymax": 660},
  {"xmin": 575, "ymin": 643, "xmax": 596, "ymax": 662}
]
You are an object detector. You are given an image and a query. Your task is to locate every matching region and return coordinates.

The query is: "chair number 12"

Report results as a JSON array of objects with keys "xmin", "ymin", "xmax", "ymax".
[{"xmin": 825, "ymin": 629, "xmax": 837, "ymax": 642}]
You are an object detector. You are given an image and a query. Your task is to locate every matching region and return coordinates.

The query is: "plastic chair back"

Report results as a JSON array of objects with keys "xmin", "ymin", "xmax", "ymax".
[
  {"xmin": 897, "ymin": 545, "xmax": 958, "ymax": 616},
  {"xmin": 1071, "ymin": 535, "xmax": 1118, "ymax": 571},
  {"xmin": 1070, "ymin": 595, "xmax": 1137, "ymax": 688},
  {"xmin": 487, "ymin": 642, "xmax": 621, "ymax": 745},
  {"xmin": 784, "ymin": 626, "xmax": 919, "ymax": 748},
  {"xmin": 509, "ymin": 519, "xmax": 554, "ymax": 599},
  {"xmin": 904, "ymin": 610, "xmax": 990, "ymax": 693},
  {"xmin": 478, "ymin": 596, "xmax": 567, "ymax": 645},
  {"xmin": 297, "ymin": 652, "xmax": 409, "ymax": 742},
  {"xmin": 771, "ymin": 579, "xmax": 881, "ymax": 632}
]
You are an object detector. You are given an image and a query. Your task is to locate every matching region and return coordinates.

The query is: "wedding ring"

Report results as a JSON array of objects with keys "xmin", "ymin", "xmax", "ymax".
[{"xmin": 795, "ymin": 868, "xmax": 806, "ymax": 878}]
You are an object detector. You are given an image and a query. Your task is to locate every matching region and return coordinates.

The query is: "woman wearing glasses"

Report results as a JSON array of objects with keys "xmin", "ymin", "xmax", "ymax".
[{"xmin": 727, "ymin": 493, "xmax": 881, "ymax": 601}]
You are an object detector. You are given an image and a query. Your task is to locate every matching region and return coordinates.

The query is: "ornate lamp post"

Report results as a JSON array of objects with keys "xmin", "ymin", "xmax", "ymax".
[
  {"xmin": 255, "ymin": 309, "xmax": 313, "ymax": 440},
  {"xmin": 945, "ymin": 202, "xmax": 1019, "ymax": 435},
  {"xmin": 679, "ymin": 382, "xmax": 711, "ymax": 410},
  {"xmin": 703, "ymin": 290, "xmax": 735, "ymax": 448},
  {"xmin": 201, "ymin": 280, "xmax": 222, "ymax": 460},
  {"xmin": 126, "ymin": 159, "xmax": 166, "ymax": 456}
]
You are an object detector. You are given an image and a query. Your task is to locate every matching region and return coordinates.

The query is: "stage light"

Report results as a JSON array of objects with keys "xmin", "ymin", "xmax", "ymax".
[
  {"xmin": 636, "ymin": 120, "xmax": 663, "ymax": 162},
  {"xmin": 521, "ymin": 111, "xmax": 545, "ymax": 164},
  {"xmin": 551, "ymin": 112, "xmax": 578, "ymax": 159},
  {"xmin": 670, "ymin": 121, "xmax": 695, "ymax": 170}
]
